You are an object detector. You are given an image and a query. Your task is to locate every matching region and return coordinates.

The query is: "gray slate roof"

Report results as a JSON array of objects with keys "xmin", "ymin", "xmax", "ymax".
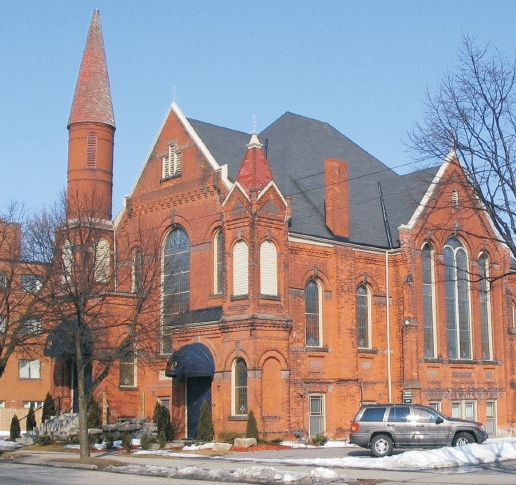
[{"xmin": 189, "ymin": 113, "xmax": 439, "ymax": 249}]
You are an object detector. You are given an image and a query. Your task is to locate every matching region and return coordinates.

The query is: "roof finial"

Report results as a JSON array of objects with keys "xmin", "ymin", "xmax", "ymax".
[{"xmin": 253, "ymin": 114, "xmax": 257, "ymax": 133}]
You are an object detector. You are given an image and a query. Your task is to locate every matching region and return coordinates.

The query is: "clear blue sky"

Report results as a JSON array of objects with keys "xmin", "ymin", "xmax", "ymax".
[{"xmin": 2, "ymin": 1, "xmax": 516, "ymax": 216}]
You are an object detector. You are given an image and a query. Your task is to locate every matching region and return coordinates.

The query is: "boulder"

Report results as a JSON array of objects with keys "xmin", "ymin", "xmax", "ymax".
[{"xmin": 233, "ymin": 437, "xmax": 257, "ymax": 448}]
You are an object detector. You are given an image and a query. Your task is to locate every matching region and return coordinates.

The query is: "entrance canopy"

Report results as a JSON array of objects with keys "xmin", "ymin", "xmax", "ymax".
[
  {"xmin": 165, "ymin": 343, "xmax": 214, "ymax": 382},
  {"xmin": 44, "ymin": 320, "xmax": 94, "ymax": 359}
]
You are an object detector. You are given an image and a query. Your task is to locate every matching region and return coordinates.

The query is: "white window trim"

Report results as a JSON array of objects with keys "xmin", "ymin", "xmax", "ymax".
[
  {"xmin": 308, "ymin": 393, "xmax": 326, "ymax": 438},
  {"xmin": 478, "ymin": 252, "xmax": 493, "ymax": 361},
  {"xmin": 19, "ymin": 359, "xmax": 41, "ymax": 379},
  {"xmin": 357, "ymin": 285, "xmax": 372, "ymax": 349},
  {"xmin": 422, "ymin": 243, "xmax": 437, "ymax": 358},
  {"xmin": 260, "ymin": 240, "xmax": 278, "ymax": 296},
  {"xmin": 233, "ymin": 240, "xmax": 249, "ymax": 296}
]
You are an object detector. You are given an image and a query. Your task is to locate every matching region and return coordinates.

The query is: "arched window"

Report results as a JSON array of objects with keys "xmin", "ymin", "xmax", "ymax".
[
  {"xmin": 233, "ymin": 358, "xmax": 247, "ymax": 415},
  {"xmin": 260, "ymin": 240, "xmax": 278, "ymax": 296},
  {"xmin": 162, "ymin": 228, "xmax": 190, "ymax": 353},
  {"xmin": 62, "ymin": 239, "xmax": 73, "ymax": 283},
  {"xmin": 213, "ymin": 230, "xmax": 223, "ymax": 295},
  {"xmin": 94, "ymin": 238, "xmax": 110, "ymax": 283},
  {"xmin": 87, "ymin": 132, "xmax": 97, "ymax": 168},
  {"xmin": 131, "ymin": 249, "xmax": 143, "ymax": 293},
  {"xmin": 422, "ymin": 244, "xmax": 437, "ymax": 358},
  {"xmin": 233, "ymin": 240, "xmax": 248, "ymax": 296},
  {"xmin": 478, "ymin": 253, "xmax": 492, "ymax": 360},
  {"xmin": 305, "ymin": 280, "xmax": 322, "ymax": 346},
  {"xmin": 444, "ymin": 237, "xmax": 471, "ymax": 359},
  {"xmin": 356, "ymin": 284, "xmax": 371, "ymax": 349}
]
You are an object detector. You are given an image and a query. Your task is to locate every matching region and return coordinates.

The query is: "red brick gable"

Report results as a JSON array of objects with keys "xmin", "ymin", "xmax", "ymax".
[{"xmin": 68, "ymin": 10, "xmax": 114, "ymax": 128}]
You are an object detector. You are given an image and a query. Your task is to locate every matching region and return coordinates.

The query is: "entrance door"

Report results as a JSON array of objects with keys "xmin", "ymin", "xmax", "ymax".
[{"xmin": 186, "ymin": 376, "xmax": 212, "ymax": 439}]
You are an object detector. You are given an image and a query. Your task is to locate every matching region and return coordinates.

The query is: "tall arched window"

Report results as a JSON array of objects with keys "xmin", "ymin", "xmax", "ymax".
[
  {"xmin": 356, "ymin": 284, "xmax": 371, "ymax": 349},
  {"xmin": 62, "ymin": 239, "xmax": 73, "ymax": 283},
  {"xmin": 94, "ymin": 238, "xmax": 110, "ymax": 283},
  {"xmin": 444, "ymin": 237, "xmax": 471, "ymax": 359},
  {"xmin": 305, "ymin": 280, "xmax": 322, "ymax": 346},
  {"xmin": 478, "ymin": 253, "xmax": 492, "ymax": 360},
  {"xmin": 162, "ymin": 228, "xmax": 190, "ymax": 353},
  {"xmin": 213, "ymin": 230, "xmax": 223, "ymax": 295},
  {"xmin": 233, "ymin": 358, "xmax": 247, "ymax": 415},
  {"xmin": 260, "ymin": 240, "xmax": 278, "ymax": 296},
  {"xmin": 422, "ymin": 244, "xmax": 437, "ymax": 358},
  {"xmin": 233, "ymin": 240, "xmax": 249, "ymax": 296},
  {"xmin": 131, "ymin": 249, "xmax": 143, "ymax": 294}
]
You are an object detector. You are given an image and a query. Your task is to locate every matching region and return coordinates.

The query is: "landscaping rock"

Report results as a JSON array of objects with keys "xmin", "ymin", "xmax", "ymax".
[{"xmin": 233, "ymin": 437, "xmax": 257, "ymax": 448}]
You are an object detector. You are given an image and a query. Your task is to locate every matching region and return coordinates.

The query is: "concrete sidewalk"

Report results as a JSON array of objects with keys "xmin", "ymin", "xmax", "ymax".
[{"xmin": 4, "ymin": 447, "xmax": 516, "ymax": 485}]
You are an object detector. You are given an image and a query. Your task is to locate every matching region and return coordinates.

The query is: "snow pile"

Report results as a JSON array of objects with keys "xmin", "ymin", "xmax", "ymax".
[
  {"xmin": 107, "ymin": 463, "xmax": 349, "ymax": 484},
  {"xmin": 230, "ymin": 439, "xmax": 516, "ymax": 471}
]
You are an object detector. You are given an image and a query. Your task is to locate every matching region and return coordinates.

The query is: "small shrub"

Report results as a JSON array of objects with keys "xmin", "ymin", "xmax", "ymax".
[
  {"xmin": 152, "ymin": 402, "xmax": 174, "ymax": 440},
  {"xmin": 121, "ymin": 431, "xmax": 132, "ymax": 453},
  {"xmin": 42, "ymin": 392, "xmax": 56, "ymax": 422},
  {"xmin": 35, "ymin": 434, "xmax": 54, "ymax": 446},
  {"xmin": 311, "ymin": 433, "xmax": 328, "ymax": 446},
  {"xmin": 64, "ymin": 434, "xmax": 79, "ymax": 445},
  {"xmin": 10, "ymin": 415, "xmax": 20, "ymax": 441},
  {"xmin": 26, "ymin": 405, "xmax": 37, "ymax": 431},
  {"xmin": 245, "ymin": 410, "xmax": 259, "ymax": 441},
  {"xmin": 158, "ymin": 430, "xmax": 166, "ymax": 449},
  {"xmin": 218, "ymin": 430, "xmax": 244, "ymax": 443},
  {"xmin": 140, "ymin": 433, "xmax": 151, "ymax": 450},
  {"xmin": 196, "ymin": 400, "xmax": 214, "ymax": 442},
  {"xmin": 87, "ymin": 398, "xmax": 102, "ymax": 429}
]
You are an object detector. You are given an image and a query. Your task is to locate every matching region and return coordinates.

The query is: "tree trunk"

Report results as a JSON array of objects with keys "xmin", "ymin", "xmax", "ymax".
[{"xmin": 76, "ymin": 336, "xmax": 90, "ymax": 458}]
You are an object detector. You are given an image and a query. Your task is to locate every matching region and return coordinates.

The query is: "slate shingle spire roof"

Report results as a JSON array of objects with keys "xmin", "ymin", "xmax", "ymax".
[
  {"xmin": 190, "ymin": 112, "xmax": 438, "ymax": 249},
  {"xmin": 68, "ymin": 10, "xmax": 115, "ymax": 128},
  {"xmin": 235, "ymin": 133, "xmax": 275, "ymax": 193}
]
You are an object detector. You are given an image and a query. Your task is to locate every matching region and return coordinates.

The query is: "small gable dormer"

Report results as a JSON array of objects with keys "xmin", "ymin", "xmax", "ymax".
[{"xmin": 235, "ymin": 133, "xmax": 275, "ymax": 193}]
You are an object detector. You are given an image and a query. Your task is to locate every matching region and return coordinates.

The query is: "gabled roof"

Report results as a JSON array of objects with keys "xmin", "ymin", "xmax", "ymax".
[
  {"xmin": 68, "ymin": 10, "xmax": 115, "ymax": 128},
  {"xmin": 189, "ymin": 112, "xmax": 437, "ymax": 248}
]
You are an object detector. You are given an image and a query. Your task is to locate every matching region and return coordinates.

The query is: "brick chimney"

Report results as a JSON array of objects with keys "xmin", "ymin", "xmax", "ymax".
[{"xmin": 325, "ymin": 158, "xmax": 349, "ymax": 239}]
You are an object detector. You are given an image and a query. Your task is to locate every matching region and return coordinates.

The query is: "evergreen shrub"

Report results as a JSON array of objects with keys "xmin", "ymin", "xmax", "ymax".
[
  {"xmin": 10, "ymin": 415, "xmax": 20, "ymax": 441},
  {"xmin": 196, "ymin": 400, "xmax": 214, "ymax": 442},
  {"xmin": 245, "ymin": 410, "xmax": 259, "ymax": 441}
]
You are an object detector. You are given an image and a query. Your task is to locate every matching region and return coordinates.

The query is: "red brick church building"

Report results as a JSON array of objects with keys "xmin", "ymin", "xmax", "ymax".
[{"xmin": 9, "ymin": 10, "xmax": 516, "ymax": 440}]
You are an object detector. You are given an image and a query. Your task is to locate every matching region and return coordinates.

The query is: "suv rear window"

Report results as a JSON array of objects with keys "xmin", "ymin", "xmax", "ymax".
[{"xmin": 361, "ymin": 407, "xmax": 386, "ymax": 421}]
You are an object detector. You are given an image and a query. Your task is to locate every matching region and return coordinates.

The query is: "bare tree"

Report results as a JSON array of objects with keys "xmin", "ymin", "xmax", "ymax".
[
  {"xmin": 31, "ymin": 192, "xmax": 162, "ymax": 458},
  {"xmin": 410, "ymin": 36, "xmax": 516, "ymax": 263},
  {"xmin": 0, "ymin": 203, "xmax": 52, "ymax": 379}
]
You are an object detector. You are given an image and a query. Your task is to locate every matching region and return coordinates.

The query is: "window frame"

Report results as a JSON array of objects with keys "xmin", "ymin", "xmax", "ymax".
[
  {"xmin": 478, "ymin": 252, "xmax": 493, "ymax": 361},
  {"xmin": 308, "ymin": 394, "xmax": 326, "ymax": 438},
  {"xmin": 86, "ymin": 132, "xmax": 97, "ymax": 168},
  {"xmin": 21, "ymin": 274, "xmax": 42, "ymax": 293},
  {"xmin": 444, "ymin": 237, "xmax": 472, "ymax": 360},
  {"xmin": 259, "ymin": 240, "xmax": 278, "ymax": 296},
  {"xmin": 131, "ymin": 248, "xmax": 143, "ymax": 294},
  {"xmin": 18, "ymin": 359, "xmax": 41, "ymax": 379},
  {"xmin": 305, "ymin": 279, "xmax": 322, "ymax": 347},
  {"xmin": 232, "ymin": 357, "xmax": 248, "ymax": 416},
  {"xmin": 162, "ymin": 143, "xmax": 182, "ymax": 179},
  {"xmin": 356, "ymin": 284, "xmax": 372, "ymax": 349},
  {"xmin": 213, "ymin": 229, "xmax": 223, "ymax": 295},
  {"xmin": 233, "ymin": 240, "xmax": 249, "ymax": 297},
  {"xmin": 422, "ymin": 243, "xmax": 437, "ymax": 358},
  {"xmin": 119, "ymin": 351, "xmax": 137, "ymax": 388},
  {"xmin": 161, "ymin": 227, "xmax": 190, "ymax": 354}
]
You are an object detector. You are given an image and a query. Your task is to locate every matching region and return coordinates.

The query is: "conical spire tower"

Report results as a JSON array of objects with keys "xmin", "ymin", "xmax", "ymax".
[
  {"xmin": 235, "ymin": 132, "xmax": 274, "ymax": 193},
  {"xmin": 67, "ymin": 9, "xmax": 115, "ymax": 221}
]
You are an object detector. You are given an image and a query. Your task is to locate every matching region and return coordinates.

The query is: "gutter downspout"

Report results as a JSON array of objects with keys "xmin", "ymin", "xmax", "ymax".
[{"xmin": 386, "ymin": 250, "xmax": 392, "ymax": 403}]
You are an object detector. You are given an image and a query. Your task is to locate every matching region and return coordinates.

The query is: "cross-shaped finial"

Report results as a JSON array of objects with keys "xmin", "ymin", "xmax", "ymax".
[{"xmin": 253, "ymin": 114, "xmax": 257, "ymax": 133}]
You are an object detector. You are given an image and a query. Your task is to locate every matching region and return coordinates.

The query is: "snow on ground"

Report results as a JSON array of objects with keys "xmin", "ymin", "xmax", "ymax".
[{"xmin": 134, "ymin": 438, "xmax": 516, "ymax": 471}]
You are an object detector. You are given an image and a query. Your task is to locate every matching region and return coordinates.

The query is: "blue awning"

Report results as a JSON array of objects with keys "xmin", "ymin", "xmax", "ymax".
[
  {"xmin": 165, "ymin": 343, "xmax": 214, "ymax": 382},
  {"xmin": 44, "ymin": 320, "xmax": 94, "ymax": 359}
]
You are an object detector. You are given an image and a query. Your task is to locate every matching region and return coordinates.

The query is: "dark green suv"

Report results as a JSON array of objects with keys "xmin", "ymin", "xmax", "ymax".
[{"xmin": 349, "ymin": 403, "xmax": 488, "ymax": 457}]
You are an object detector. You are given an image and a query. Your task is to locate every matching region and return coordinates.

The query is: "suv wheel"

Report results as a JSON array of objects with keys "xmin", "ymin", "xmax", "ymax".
[
  {"xmin": 453, "ymin": 432, "xmax": 474, "ymax": 447},
  {"xmin": 370, "ymin": 434, "xmax": 393, "ymax": 457}
]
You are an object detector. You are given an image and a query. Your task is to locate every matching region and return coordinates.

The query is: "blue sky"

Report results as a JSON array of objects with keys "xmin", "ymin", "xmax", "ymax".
[{"xmin": 2, "ymin": 1, "xmax": 516, "ymax": 215}]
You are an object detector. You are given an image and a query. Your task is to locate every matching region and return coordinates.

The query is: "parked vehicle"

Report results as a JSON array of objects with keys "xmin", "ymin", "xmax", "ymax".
[{"xmin": 349, "ymin": 403, "xmax": 487, "ymax": 457}]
